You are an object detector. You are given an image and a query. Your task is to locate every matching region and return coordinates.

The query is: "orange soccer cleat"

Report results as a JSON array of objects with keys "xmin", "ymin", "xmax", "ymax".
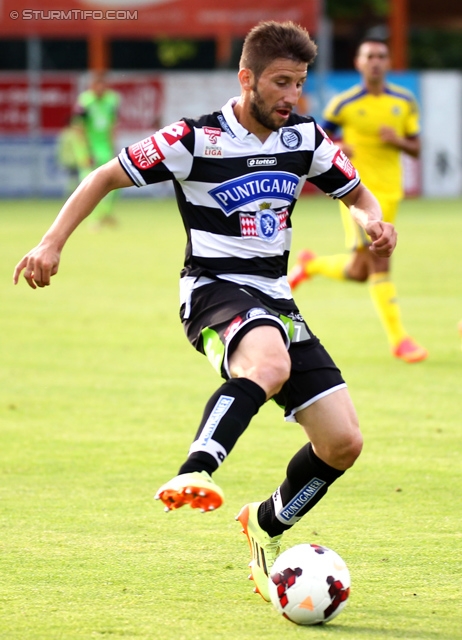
[
  {"xmin": 287, "ymin": 250, "xmax": 316, "ymax": 290},
  {"xmin": 392, "ymin": 337, "xmax": 428, "ymax": 363},
  {"xmin": 155, "ymin": 471, "xmax": 224, "ymax": 513}
]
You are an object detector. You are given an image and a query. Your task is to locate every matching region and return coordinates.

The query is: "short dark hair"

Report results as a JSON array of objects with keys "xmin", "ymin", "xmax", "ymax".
[
  {"xmin": 240, "ymin": 21, "xmax": 317, "ymax": 81},
  {"xmin": 356, "ymin": 37, "xmax": 389, "ymax": 54}
]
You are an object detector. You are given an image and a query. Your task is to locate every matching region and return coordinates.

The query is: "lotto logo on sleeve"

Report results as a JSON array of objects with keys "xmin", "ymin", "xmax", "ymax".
[
  {"xmin": 128, "ymin": 136, "xmax": 165, "ymax": 169},
  {"xmin": 332, "ymin": 149, "xmax": 356, "ymax": 180},
  {"xmin": 161, "ymin": 121, "xmax": 191, "ymax": 145}
]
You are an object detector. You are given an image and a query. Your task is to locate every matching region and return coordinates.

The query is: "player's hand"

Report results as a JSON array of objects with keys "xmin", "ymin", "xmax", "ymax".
[
  {"xmin": 379, "ymin": 126, "xmax": 400, "ymax": 146},
  {"xmin": 13, "ymin": 244, "xmax": 61, "ymax": 289},
  {"xmin": 366, "ymin": 220, "xmax": 397, "ymax": 257}
]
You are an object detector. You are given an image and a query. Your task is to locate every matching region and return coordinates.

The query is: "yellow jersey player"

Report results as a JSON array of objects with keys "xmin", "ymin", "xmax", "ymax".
[{"xmin": 288, "ymin": 38, "xmax": 427, "ymax": 363}]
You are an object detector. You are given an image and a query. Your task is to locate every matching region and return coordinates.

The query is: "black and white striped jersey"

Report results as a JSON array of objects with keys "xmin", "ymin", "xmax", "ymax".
[{"xmin": 118, "ymin": 97, "xmax": 360, "ymax": 305}]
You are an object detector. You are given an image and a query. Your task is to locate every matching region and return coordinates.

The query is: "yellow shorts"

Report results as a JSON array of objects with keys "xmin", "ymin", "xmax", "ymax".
[{"xmin": 339, "ymin": 195, "xmax": 400, "ymax": 251}]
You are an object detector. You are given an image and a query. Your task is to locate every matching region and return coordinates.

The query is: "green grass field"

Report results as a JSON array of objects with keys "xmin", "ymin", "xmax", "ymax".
[{"xmin": 1, "ymin": 196, "xmax": 461, "ymax": 640}]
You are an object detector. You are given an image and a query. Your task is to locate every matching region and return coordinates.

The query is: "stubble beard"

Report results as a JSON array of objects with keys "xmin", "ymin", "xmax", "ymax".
[{"xmin": 249, "ymin": 86, "xmax": 281, "ymax": 132}]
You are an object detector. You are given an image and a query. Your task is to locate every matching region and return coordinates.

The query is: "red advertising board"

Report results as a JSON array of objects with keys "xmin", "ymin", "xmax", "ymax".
[
  {"xmin": 0, "ymin": 73, "xmax": 164, "ymax": 134},
  {"xmin": 0, "ymin": 0, "xmax": 319, "ymax": 38},
  {"xmin": 0, "ymin": 74, "xmax": 76, "ymax": 133},
  {"xmin": 0, "ymin": 77, "xmax": 30, "ymax": 133},
  {"xmin": 110, "ymin": 77, "xmax": 164, "ymax": 131}
]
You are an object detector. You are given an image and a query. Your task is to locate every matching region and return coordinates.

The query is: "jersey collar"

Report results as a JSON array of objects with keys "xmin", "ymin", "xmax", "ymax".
[
  {"xmin": 221, "ymin": 97, "xmax": 249, "ymax": 141},
  {"xmin": 220, "ymin": 97, "xmax": 279, "ymax": 145}
]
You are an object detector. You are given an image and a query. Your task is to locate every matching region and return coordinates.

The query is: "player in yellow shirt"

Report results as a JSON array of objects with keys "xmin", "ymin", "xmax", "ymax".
[{"xmin": 288, "ymin": 38, "xmax": 427, "ymax": 363}]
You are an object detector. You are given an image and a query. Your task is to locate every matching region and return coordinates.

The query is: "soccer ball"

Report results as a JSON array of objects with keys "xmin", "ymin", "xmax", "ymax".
[{"xmin": 268, "ymin": 543, "xmax": 350, "ymax": 626}]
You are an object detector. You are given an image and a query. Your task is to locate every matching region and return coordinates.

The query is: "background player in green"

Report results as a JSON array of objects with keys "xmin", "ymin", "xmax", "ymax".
[
  {"xmin": 75, "ymin": 71, "xmax": 120, "ymax": 228},
  {"xmin": 56, "ymin": 115, "xmax": 92, "ymax": 196}
]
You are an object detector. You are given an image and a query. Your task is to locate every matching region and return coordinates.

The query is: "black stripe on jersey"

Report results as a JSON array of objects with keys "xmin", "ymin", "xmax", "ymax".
[
  {"xmin": 177, "ymin": 117, "xmax": 197, "ymax": 155},
  {"xmin": 286, "ymin": 113, "xmax": 315, "ymax": 127},
  {"xmin": 182, "ymin": 253, "xmax": 289, "ymax": 280},
  {"xmin": 308, "ymin": 165, "xmax": 359, "ymax": 197},
  {"xmin": 187, "ymin": 150, "xmax": 313, "ymax": 184},
  {"xmin": 136, "ymin": 162, "xmax": 176, "ymax": 185},
  {"xmin": 119, "ymin": 150, "xmax": 176, "ymax": 186}
]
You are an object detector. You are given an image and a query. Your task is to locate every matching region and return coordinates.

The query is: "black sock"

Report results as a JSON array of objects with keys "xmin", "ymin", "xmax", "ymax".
[
  {"xmin": 258, "ymin": 442, "xmax": 345, "ymax": 537},
  {"xmin": 178, "ymin": 378, "xmax": 266, "ymax": 476}
]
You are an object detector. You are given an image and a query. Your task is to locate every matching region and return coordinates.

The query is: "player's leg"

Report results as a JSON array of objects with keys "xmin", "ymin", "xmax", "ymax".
[
  {"xmin": 236, "ymin": 329, "xmax": 357, "ymax": 599},
  {"xmin": 288, "ymin": 201, "xmax": 366, "ymax": 288},
  {"xmin": 155, "ymin": 282, "xmax": 291, "ymax": 512},
  {"xmin": 179, "ymin": 323, "xmax": 290, "ymax": 474},
  {"xmin": 237, "ymin": 386, "xmax": 361, "ymax": 601},
  {"xmin": 155, "ymin": 325, "xmax": 287, "ymax": 512},
  {"xmin": 259, "ymin": 387, "xmax": 361, "ymax": 532},
  {"xmin": 367, "ymin": 197, "xmax": 427, "ymax": 362}
]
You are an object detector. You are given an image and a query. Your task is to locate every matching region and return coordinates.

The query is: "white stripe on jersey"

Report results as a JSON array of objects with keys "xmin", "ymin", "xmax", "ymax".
[
  {"xmin": 190, "ymin": 227, "xmax": 291, "ymax": 260},
  {"xmin": 217, "ymin": 273, "xmax": 292, "ymax": 300},
  {"xmin": 179, "ymin": 275, "xmax": 292, "ymax": 317},
  {"xmin": 119, "ymin": 148, "xmax": 146, "ymax": 186}
]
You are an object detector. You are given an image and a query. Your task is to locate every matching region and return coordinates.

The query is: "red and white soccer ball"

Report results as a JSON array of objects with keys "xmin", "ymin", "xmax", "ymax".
[{"xmin": 268, "ymin": 543, "xmax": 351, "ymax": 626}]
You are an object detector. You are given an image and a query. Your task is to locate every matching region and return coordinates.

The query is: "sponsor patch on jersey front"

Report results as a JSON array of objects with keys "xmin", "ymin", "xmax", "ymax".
[
  {"xmin": 128, "ymin": 136, "xmax": 165, "ymax": 169},
  {"xmin": 332, "ymin": 149, "xmax": 356, "ymax": 180},
  {"xmin": 161, "ymin": 121, "xmax": 191, "ymax": 145},
  {"xmin": 209, "ymin": 171, "xmax": 299, "ymax": 216},
  {"xmin": 281, "ymin": 127, "xmax": 302, "ymax": 150},
  {"xmin": 240, "ymin": 208, "xmax": 288, "ymax": 241},
  {"xmin": 247, "ymin": 157, "xmax": 277, "ymax": 167}
]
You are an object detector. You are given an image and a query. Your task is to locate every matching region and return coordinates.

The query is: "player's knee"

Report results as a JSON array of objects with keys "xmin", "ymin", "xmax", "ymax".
[
  {"xmin": 317, "ymin": 426, "xmax": 363, "ymax": 471},
  {"xmin": 261, "ymin": 352, "xmax": 291, "ymax": 396},
  {"xmin": 335, "ymin": 429, "xmax": 363, "ymax": 469},
  {"xmin": 346, "ymin": 263, "xmax": 368, "ymax": 282},
  {"xmin": 340, "ymin": 428, "xmax": 363, "ymax": 468},
  {"xmin": 248, "ymin": 350, "xmax": 290, "ymax": 398}
]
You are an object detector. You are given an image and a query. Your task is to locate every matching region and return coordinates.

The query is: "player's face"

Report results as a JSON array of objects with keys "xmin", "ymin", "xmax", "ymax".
[
  {"xmin": 250, "ymin": 58, "xmax": 307, "ymax": 132},
  {"xmin": 355, "ymin": 42, "xmax": 390, "ymax": 83}
]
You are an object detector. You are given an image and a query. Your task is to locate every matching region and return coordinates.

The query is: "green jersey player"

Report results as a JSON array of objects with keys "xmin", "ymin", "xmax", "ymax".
[{"xmin": 75, "ymin": 72, "xmax": 120, "ymax": 227}]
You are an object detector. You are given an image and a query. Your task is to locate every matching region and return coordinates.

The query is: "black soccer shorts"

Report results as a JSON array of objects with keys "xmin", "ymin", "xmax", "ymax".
[{"xmin": 181, "ymin": 279, "xmax": 346, "ymax": 422}]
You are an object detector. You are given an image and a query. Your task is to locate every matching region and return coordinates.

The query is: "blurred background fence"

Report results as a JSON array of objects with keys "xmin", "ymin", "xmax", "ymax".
[{"xmin": 0, "ymin": 0, "xmax": 461, "ymax": 198}]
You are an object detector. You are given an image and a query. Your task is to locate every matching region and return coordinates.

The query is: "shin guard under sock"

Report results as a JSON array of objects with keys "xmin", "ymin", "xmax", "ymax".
[
  {"xmin": 258, "ymin": 442, "xmax": 345, "ymax": 537},
  {"xmin": 178, "ymin": 378, "xmax": 266, "ymax": 476}
]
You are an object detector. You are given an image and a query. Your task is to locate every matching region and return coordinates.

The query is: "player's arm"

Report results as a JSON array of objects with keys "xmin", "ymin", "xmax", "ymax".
[
  {"xmin": 379, "ymin": 128, "xmax": 421, "ymax": 158},
  {"xmin": 340, "ymin": 183, "xmax": 397, "ymax": 257},
  {"xmin": 320, "ymin": 120, "xmax": 354, "ymax": 159},
  {"xmin": 13, "ymin": 158, "xmax": 132, "ymax": 289}
]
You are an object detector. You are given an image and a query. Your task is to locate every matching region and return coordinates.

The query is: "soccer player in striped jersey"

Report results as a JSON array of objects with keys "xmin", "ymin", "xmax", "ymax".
[
  {"xmin": 288, "ymin": 38, "xmax": 427, "ymax": 363},
  {"xmin": 14, "ymin": 22, "xmax": 397, "ymax": 602}
]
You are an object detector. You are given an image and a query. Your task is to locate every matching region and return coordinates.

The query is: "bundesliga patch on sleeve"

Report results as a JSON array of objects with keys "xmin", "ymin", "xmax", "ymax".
[
  {"xmin": 128, "ymin": 136, "xmax": 165, "ymax": 169},
  {"xmin": 332, "ymin": 149, "xmax": 356, "ymax": 180}
]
